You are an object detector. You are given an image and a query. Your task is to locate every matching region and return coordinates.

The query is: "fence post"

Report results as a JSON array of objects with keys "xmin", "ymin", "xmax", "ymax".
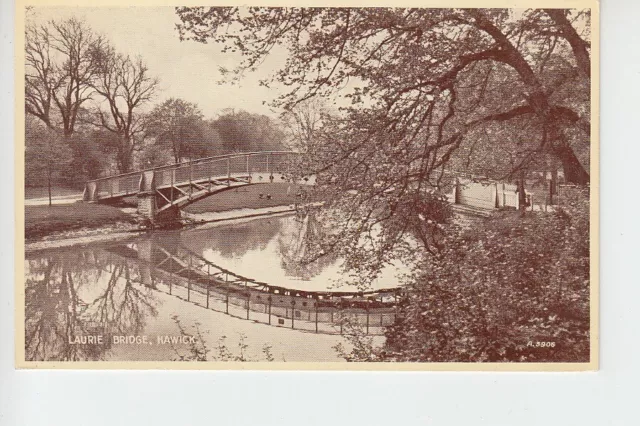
[
  {"xmin": 366, "ymin": 300, "xmax": 370, "ymax": 335},
  {"xmin": 394, "ymin": 291, "xmax": 399, "ymax": 323},
  {"xmin": 246, "ymin": 293, "xmax": 250, "ymax": 320},
  {"xmin": 268, "ymin": 296, "xmax": 272, "ymax": 325},
  {"xmin": 225, "ymin": 288, "xmax": 229, "ymax": 314},
  {"xmin": 339, "ymin": 299, "xmax": 344, "ymax": 335},
  {"xmin": 227, "ymin": 158, "xmax": 230, "ymax": 185},
  {"xmin": 206, "ymin": 285, "xmax": 210, "ymax": 309},
  {"xmin": 208, "ymin": 160, "xmax": 213, "ymax": 189},
  {"xmin": 502, "ymin": 183, "xmax": 506, "ymax": 207},
  {"xmin": 291, "ymin": 300, "xmax": 296, "ymax": 329},
  {"xmin": 315, "ymin": 300, "xmax": 319, "ymax": 333}
]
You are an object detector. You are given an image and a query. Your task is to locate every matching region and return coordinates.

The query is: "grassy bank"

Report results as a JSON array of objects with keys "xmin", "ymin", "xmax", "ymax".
[
  {"xmin": 24, "ymin": 183, "xmax": 311, "ymax": 240},
  {"xmin": 25, "ymin": 203, "xmax": 137, "ymax": 240},
  {"xmin": 184, "ymin": 182, "xmax": 309, "ymax": 213},
  {"xmin": 25, "ymin": 186, "xmax": 82, "ymax": 199}
]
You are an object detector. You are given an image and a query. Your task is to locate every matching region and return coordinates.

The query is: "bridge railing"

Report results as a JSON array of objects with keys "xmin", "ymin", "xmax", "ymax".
[{"xmin": 84, "ymin": 151, "xmax": 299, "ymax": 202}]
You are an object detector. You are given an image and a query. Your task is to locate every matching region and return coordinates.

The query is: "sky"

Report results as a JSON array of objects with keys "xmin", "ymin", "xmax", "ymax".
[{"xmin": 30, "ymin": 6, "xmax": 290, "ymax": 119}]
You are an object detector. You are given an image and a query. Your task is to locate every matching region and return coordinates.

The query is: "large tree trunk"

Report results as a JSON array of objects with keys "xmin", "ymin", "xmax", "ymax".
[
  {"xmin": 117, "ymin": 139, "xmax": 134, "ymax": 173},
  {"xmin": 554, "ymin": 145, "xmax": 589, "ymax": 185}
]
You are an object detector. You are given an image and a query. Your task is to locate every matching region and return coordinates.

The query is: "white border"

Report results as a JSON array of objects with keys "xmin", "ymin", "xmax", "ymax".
[{"xmin": 2, "ymin": 0, "xmax": 640, "ymax": 424}]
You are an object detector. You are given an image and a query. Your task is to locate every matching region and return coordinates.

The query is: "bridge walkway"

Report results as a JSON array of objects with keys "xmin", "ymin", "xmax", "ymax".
[{"xmin": 83, "ymin": 151, "xmax": 308, "ymax": 222}]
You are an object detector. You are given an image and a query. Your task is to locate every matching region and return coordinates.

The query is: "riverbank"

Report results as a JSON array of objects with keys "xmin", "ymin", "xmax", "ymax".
[
  {"xmin": 25, "ymin": 203, "xmax": 137, "ymax": 240},
  {"xmin": 24, "ymin": 205, "xmax": 301, "ymax": 254},
  {"xmin": 24, "ymin": 182, "xmax": 307, "ymax": 240}
]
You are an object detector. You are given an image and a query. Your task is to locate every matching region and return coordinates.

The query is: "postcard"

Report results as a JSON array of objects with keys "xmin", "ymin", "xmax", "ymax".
[{"xmin": 16, "ymin": 0, "xmax": 599, "ymax": 370}]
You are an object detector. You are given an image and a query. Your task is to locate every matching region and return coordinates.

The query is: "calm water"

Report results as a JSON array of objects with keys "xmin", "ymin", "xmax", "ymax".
[{"xmin": 24, "ymin": 215, "xmax": 402, "ymax": 362}]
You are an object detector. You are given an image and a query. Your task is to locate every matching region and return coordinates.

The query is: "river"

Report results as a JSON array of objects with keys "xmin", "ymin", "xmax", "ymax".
[{"xmin": 24, "ymin": 214, "xmax": 404, "ymax": 362}]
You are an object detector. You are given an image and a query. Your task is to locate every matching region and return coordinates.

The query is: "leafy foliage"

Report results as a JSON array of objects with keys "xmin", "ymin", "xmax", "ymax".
[
  {"xmin": 25, "ymin": 117, "xmax": 73, "ymax": 202},
  {"xmin": 337, "ymin": 188, "xmax": 590, "ymax": 362},
  {"xmin": 170, "ymin": 316, "xmax": 276, "ymax": 362},
  {"xmin": 176, "ymin": 7, "xmax": 591, "ymax": 184},
  {"xmin": 146, "ymin": 98, "xmax": 215, "ymax": 162},
  {"xmin": 211, "ymin": 109, "xmax": 286, "ymax": 154},
  {"xmin": 176, "ymin": 7, "xmax": 593, "ymax": 315}
]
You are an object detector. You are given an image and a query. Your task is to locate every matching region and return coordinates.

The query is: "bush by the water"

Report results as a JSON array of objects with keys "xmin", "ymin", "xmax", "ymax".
[{"xmin": 339, "ymin": 188, "xmax": 590, "ymax": 362}]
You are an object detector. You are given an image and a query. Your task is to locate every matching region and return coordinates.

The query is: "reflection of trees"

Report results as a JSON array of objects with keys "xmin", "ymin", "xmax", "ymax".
[
  {"xmin": 24, "ymin": 250, "xmax": 158, "ymax": 361},
  {"xmin": 278, "ymin": 211, "xmax": 337, "ymax": 280},
  {"xmin": 180, "ymin": 218, "xmax": 283, "ymax": 258}
]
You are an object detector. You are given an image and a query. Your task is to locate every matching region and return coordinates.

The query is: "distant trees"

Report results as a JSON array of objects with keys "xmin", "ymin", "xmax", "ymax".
[
  {"xmin": 24, "ymin": 15, "xmax": 159, "ymax": 181},
  {"xmin": 25, "ymin": 17, "xmax": 105, "ymax": 137},
  {"xmin": 25, "ymin": 116, "xmax": 72, "ymax": 205},
  {"xmin": 280, "ymin": 98, "xmax": 331, "ymax": 152},
  {"xmin": 146, "ymin": 98, "xmax": 210, "ymax": 162},
  {"xmin": 211, "ymin": 109, "xmax": 286, "ymax": 154},
  {"xmin": 91, "ymin": 47, "xmax": 158, "ymax": 172}
]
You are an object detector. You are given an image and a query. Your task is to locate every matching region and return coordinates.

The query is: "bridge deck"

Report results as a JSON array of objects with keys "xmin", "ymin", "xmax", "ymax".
[{"xmin": 83, "ymin": 151, "xmax": 300, "ymax": 203}]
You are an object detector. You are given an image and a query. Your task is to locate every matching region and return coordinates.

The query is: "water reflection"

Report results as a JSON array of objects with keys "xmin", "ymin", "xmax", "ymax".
[
  {"xmin": 25, "ymin": 251, "xmax": 158, "ymax": 361},
  {"xmin": 179, "ymin": 214, "xmax": 399, "ymax": 291},
  {"xmin": 24, "ymin": 213, "xmax": 402, "ymax": 361},
  {"xmin": 278, "ymin": 212, "xmax": 338, "ymax": 280}
]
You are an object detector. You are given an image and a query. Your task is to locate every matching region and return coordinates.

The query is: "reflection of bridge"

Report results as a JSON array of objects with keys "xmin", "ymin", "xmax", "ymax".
[
  {"xmin": 97, "ymin": 238, "xmax": 400, "ymax": 336},
  {"xmin": 83, "ymin": 152, "xmax": 311, "ymax": 223}
]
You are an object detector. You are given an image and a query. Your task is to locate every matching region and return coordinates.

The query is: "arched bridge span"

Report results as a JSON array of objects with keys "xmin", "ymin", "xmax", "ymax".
[{"xmin": 83, "ymin": 151, "xmax": 311, "ymax": 223}]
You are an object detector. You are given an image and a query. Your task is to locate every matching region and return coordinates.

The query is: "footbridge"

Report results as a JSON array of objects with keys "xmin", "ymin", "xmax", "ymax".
[{"xmin": 83, "ymin": 151, "xmax": 310, "ymax": 224}]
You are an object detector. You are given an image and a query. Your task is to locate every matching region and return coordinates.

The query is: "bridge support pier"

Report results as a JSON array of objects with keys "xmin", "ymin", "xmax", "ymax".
[{"xmin": 137, "ymin": 170, "xmax": 182, "ymax": 227}]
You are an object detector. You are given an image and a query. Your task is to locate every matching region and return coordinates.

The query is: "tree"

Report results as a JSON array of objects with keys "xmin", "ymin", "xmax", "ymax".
[
  {"xmin": 211, "ymin": 109, "xmax": 286, "ymax": 154},
  {"xmin": 91, "ymin": 46, "xmax": 159, "ymax": 172},
  {"xmin": 280, "ymin": 98, "xmax": 332, "ymax": 152},
  {"xmin": 337, "ymin": 189, "xmax": 590, "ymax": 362},
  {"xmin": 25, "ymin": 116, "xmax": 72, "ymax": 205},
  {"xmin": 25, "ymin": 17, "xmax": 105, "ymax": 137},
  {"xmin": 177, "ymin": 7, "xmax": 592, "ymax": 363},
  {"xmin": 146, "ymin": 98, "xmax": 209, "ymax": 162},
  {"xmin": 176, "ymin": 7, "xmax": 591, "ymax": 184},
  {"xmin": 177, "ymin": 6, "xmax": 591, "ymax": 274}
]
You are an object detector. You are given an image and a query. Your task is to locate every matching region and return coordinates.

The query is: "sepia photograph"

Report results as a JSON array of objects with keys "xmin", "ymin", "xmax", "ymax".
[{"xmin": 17, "ymin": 2, "xmax": 597, "ymax": 368}]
